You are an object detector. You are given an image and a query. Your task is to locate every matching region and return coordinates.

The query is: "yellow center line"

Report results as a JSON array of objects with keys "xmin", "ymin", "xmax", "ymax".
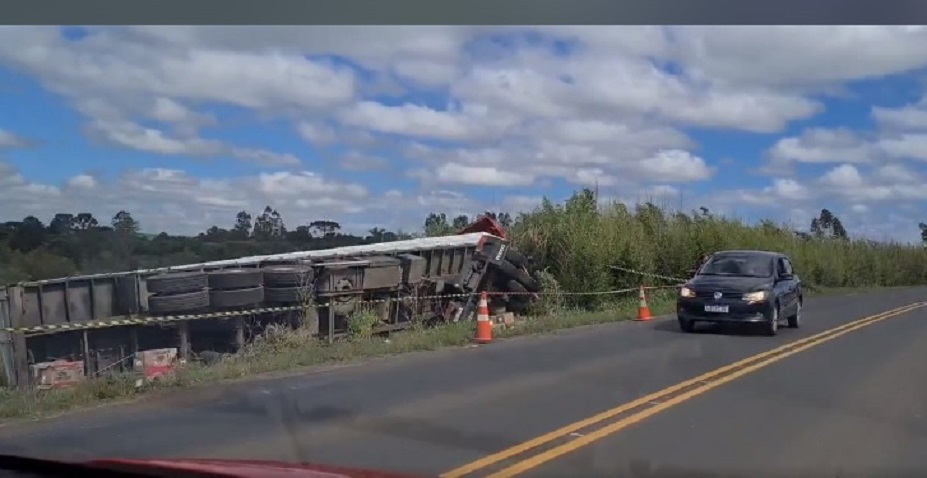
[
  {"xmin": 484, "ymin": 302, "xmax": 927, "ymax": 478},
  {"xmin": 440, "ymin": 302, "xmax": 926, "ymax": 478}
]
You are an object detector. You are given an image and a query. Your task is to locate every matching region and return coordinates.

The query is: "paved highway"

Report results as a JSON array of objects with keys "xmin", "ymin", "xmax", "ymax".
[{"xmin": 2, "ymin": 287, "xmax": 927, "ymax": 477}]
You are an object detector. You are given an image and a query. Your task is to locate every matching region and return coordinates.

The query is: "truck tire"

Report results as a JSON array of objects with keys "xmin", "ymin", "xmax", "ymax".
[
  {"xmin": 264, "ymin": 286, "xmax": 306, "ymax": 304},
  {"xmin": 496, "ymin": 260, "xmax": 541, "ymax": 292},
  {"xmin": 505, "ymin": 249, "xmax": 531, "ymax": 270},
  {"xmin": 262, "ymin": 265, "xmax": 314, "ymax": 288},
  {"xmin": 208, "ymin": 268, "xmax": 263, "ymax": 290},
  {"xmin": 146, "ymin": 272, "xmax": 208, "ymax": 295},
  {"xmin": 504, "ymin": 280, "xmax": 532, "ymax": 314},
  {"xmin": 210, "ymin": 286, "xmax": 265, "ymax": 308},
  {"xmin": 149, "ymin": 289, "xmax": 210, "ymax": 314}
]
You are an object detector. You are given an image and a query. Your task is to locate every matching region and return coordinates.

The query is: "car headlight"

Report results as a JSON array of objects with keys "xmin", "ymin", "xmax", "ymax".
[
  {"xmin": 679, "ymin": 286, "xmax": 695, "ymax": 298},
  {"xmin": 742, "ymin": 291, "xmax": 768, "ymax": 302}
]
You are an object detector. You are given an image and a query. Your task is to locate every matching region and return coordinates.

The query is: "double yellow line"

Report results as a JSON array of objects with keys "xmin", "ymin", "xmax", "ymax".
[{"xmin": 441, "ymin": 302, "xmax": 927, "ymax": 478}]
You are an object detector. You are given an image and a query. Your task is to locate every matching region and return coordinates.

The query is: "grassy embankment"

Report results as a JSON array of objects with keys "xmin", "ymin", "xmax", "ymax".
[{"xmin": 2, "ymin": 191, "xmax": 925, "ymax": 421}]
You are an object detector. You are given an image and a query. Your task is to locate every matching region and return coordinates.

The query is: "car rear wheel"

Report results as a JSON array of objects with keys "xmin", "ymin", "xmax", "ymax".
[
  {"xmin": 763, "ymin": 304, "xmax": 779, "ymax": 336},
  {"xmin": 787, "ymin": 300, "xmax": 802, "ymax": 328},
  {"xmin": 679, "ymin": 318, "xmax": 696, "ymax": 333}
]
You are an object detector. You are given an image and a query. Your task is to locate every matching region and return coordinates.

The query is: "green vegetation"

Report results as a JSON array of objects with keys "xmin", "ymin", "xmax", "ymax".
[
  {"xmin": 0, "ymin": 208, "xmax": 422, "ymax": 285},
  {"xmin": 1, "ymin": 189, "xmax": 924, "ymax": 291},
  {"xmin": 510, "ymin": 190, "xmax": 927, "ymax": 304},
  {"xmin": 0, "ymin": 290, "xmax": 676, "ymax": 422},
  {"xmin": 1, "ymin": 188, "xmax": 926, "ymax": 421}
]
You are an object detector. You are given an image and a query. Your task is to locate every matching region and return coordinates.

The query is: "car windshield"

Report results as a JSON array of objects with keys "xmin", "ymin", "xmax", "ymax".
[{"xmin": 698, "ymin": 254, "xmax": 774, "ymax": 278}]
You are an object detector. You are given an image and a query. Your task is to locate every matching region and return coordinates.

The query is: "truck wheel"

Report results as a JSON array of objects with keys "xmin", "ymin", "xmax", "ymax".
[
  {"xmin": 504, "ymin": 280, "xmax": 532, "ymax": 314},
  {"xmin": 496, "ymin": 260, "xmax": 541, "ymax": 292},
  {"xmin": 262, "ymin": 265, "xmax": 314, "ymax": 288},
  {"xmin": 505, "ymin": 249, "xmax": 531, "ymax": 270},
  {"xmin": 209, "ymin": 286, "xmax": 265, "ymax": 309},
  {"xmin": 264, "ymin": 286, "xmax": 304, "ymax": 304},
  {"xmin": 146, "ymin": 272, "xmax": 208, "ymax": 295},
  {"xmin": 208, "ymin": 268, "xmax": 263, "ymax": 290},
  {"xmin": 149, "ymin": 289, "xmax": 210, "ymax": 314}
]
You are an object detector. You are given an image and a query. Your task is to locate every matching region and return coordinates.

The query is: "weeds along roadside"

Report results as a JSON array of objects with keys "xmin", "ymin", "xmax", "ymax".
[
  {"xmin": 0, "ymin": 288, "xmax": 676, "ymax": 421},
  {"xmin": 4, "ymin": 191, "xmax": 927, "ymax": 420},
  {"xmin": 507, "ymin": 191, "xmax": 927, "ymax": 302}
]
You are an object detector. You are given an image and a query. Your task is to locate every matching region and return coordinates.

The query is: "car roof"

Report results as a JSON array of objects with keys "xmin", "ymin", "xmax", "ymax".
[{"xmin": 711, "ymin": 249, "xmax": 784, "ymax": 258}]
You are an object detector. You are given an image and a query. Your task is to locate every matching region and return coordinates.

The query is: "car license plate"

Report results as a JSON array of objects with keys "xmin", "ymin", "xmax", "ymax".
[{"xmin": 704, "ymin": 305, "xmax": 729, "ymax": 313}]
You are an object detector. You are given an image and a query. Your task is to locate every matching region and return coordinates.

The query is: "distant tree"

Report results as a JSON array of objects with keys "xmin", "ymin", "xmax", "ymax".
[
  {"xmin": 112, "ymin": 210, "xmax": 139, "ymax": 235},
  {"xmin": 202, "ymin": 226, "xmax": 232, "ymax": 241},
  {"xmin": 308, "ymin": 220, "xmax": 341, "ymax": 237},
  {"xmin": 831, "ymin": 217, "xmax": 848, "ymax": 240},
  {"xmin": 48, "ymin": 213, "xmax": 75, "ymax": 235},
  {"xmin": 286, "ymin": 225, "xmax": 313, "ymax": 243},
  {"xmin": 452, "ymin": 215, "xmax": 470, "ymax": 230},
  {"xmin": 564, "ymin": 189, "xmax": 598, "ymax": 216},
  {"xmin": 368, "ymin": 227, "xmax": 386, "ymax": 242},
  {"xmin": 496, "ymin": 212, "xmax": 513, "ymax": 228},
  {"xmin": 9, "ymin": 216, "xmax": 47, "ymax": 253},
  {"xmin": 9, "ymin": 248, "xmax": 79, "ymax": 281},
  {"xmin": 481, "ymin": 211, "xmax": 513, "ymax": 228},
  {"xmin": 920, "ymin": 222, "xmax": 927, "ymax": 243},
  {"xmin": 232, "ymin": 210, "xmax": 253, "ymax": 239},
  {"xmin": 73, "ymin": 212, "xmax": 99, "ymax": 231},
  {"xmin": 366, "ymin": 227, "xmax": 399, "ymax": 243},
  {"xmin": 810, "ymin": 208, "xmax": 848, "ymax": 240},
  {"xmin": 424, "ymin": 213, "xmax": 453, "ymax": 237},
  {"xmin": 253, "ymin": 206, "xmax": 286, "ymax": 240}
]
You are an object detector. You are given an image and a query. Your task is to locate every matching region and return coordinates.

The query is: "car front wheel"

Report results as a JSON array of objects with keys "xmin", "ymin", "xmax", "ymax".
[
  {"xmin": 679, "ymin": 318, "xmax": 696, "ymax": 333},
  {"xmin": 788, "ymin": 299, "xmax": 802, "ymax": 328},
  {"xmin": 763, "ymin": 304, "xmax": 779, "ymax": 336}
]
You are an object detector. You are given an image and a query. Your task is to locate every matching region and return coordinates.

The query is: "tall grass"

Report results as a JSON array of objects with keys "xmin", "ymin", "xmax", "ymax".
[
  {"xmin": 509, "ymin": 189, "xmax": 927, "ymax": 308},
  {"xmin": 0, "ymin": 291, "xmax": 677, "ymax": 421},
  {"xmin": 5, "ymin": 190, "xmax": 924, "ymax": 420}
]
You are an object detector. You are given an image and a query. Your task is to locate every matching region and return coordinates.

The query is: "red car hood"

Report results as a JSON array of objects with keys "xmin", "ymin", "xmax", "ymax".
[{"xmin": 88, "ymin": 458, "xmax": 420, "ymax": 478}]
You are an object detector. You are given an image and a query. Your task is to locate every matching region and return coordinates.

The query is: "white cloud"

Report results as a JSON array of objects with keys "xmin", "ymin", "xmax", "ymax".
[
  {"xmin": 0, "ymin": 162, "xmax": 454, "ymax": 235},
  {"xmin": 818, "ymin": 164, "xmax": 864, "ymax": 188},
  {"xmin": 4, "ymin": 26, "xmax": 927, "ymax": 241},
  {"xmin": 633, "ymin": 149, "xmax": 712, "ymax": 183},
  {"xmin": 0, "ymin": 129, "xmax": 29, "ymax": 149},
  {"xmin": 669, "ymin": 26, "xmax": 927, "ymax": 89},
  {"xmin": 339, "ymin": 152, "xmax": 390, "ymax": 171},
  {"xmin": 435, "ymin": 163, "xmax": 535, "ymax": 187},
  {"xmin": 873, "ymin": 103, "xmax": 927, "ymax": 131},
  {"xmin": 297, "ymin": 122, "xmax": 337, "ymax": 146},
  {"xmin": 767, "ymin": 128, "xmax": 876, "ymax": 165},
  {"xmin": 66, "ymin": 174, "xmax": 97, "ymax": 190},
  {"xmin": 338, "ymin": 102, "xmax": 500, "ymax": 142}
]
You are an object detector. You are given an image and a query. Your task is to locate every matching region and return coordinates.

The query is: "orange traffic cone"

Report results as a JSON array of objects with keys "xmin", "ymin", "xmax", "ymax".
[
  {"xmin": 634, "ymin": 286, "xmax": 652, "ymax": 321},
  {"xmin": 475, "ymin": 292, "xmax": 493, "ymax": 344}
]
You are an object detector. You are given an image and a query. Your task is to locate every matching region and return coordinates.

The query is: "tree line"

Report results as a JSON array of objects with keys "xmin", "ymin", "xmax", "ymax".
[
  {"xmin": 0, "ymin": 192, "xmax": 923, "ymax": 290},
  {"xmin": 0, "ymin": 206, "xmax": 514, "ymax": 284}
]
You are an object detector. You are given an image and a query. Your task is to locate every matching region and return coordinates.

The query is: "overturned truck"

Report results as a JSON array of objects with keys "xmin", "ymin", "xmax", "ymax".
[{"xmin": 0, "ymin": 219, "xmax": 540, "ymax": 388}]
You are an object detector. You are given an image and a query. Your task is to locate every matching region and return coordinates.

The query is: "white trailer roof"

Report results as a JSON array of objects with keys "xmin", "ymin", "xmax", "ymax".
[{"xmin": 22, "ymin": 232, "xmax": 498, "ymax": 285}]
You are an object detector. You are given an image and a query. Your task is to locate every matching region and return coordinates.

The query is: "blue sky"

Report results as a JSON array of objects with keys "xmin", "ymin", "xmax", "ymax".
[{"xmin": 1, "ymin": 26, "xmax": 927, "ymax": 241}]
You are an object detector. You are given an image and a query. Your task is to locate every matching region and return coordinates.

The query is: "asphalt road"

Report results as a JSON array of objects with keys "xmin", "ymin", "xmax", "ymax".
[{"xmin": 2, "ymin": 286, "xmax": 927, "ymax": 478}]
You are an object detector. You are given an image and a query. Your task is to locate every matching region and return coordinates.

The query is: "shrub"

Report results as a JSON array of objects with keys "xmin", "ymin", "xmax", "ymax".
[{"xmin": 510, "ymin": 190, "xmax": 927, "ymax": 309}]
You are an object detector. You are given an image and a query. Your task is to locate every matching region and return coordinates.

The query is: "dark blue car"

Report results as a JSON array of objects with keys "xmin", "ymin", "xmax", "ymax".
[{"xmin": 677, "ymin": 250, "xmax": 803, "ymax": 336}]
